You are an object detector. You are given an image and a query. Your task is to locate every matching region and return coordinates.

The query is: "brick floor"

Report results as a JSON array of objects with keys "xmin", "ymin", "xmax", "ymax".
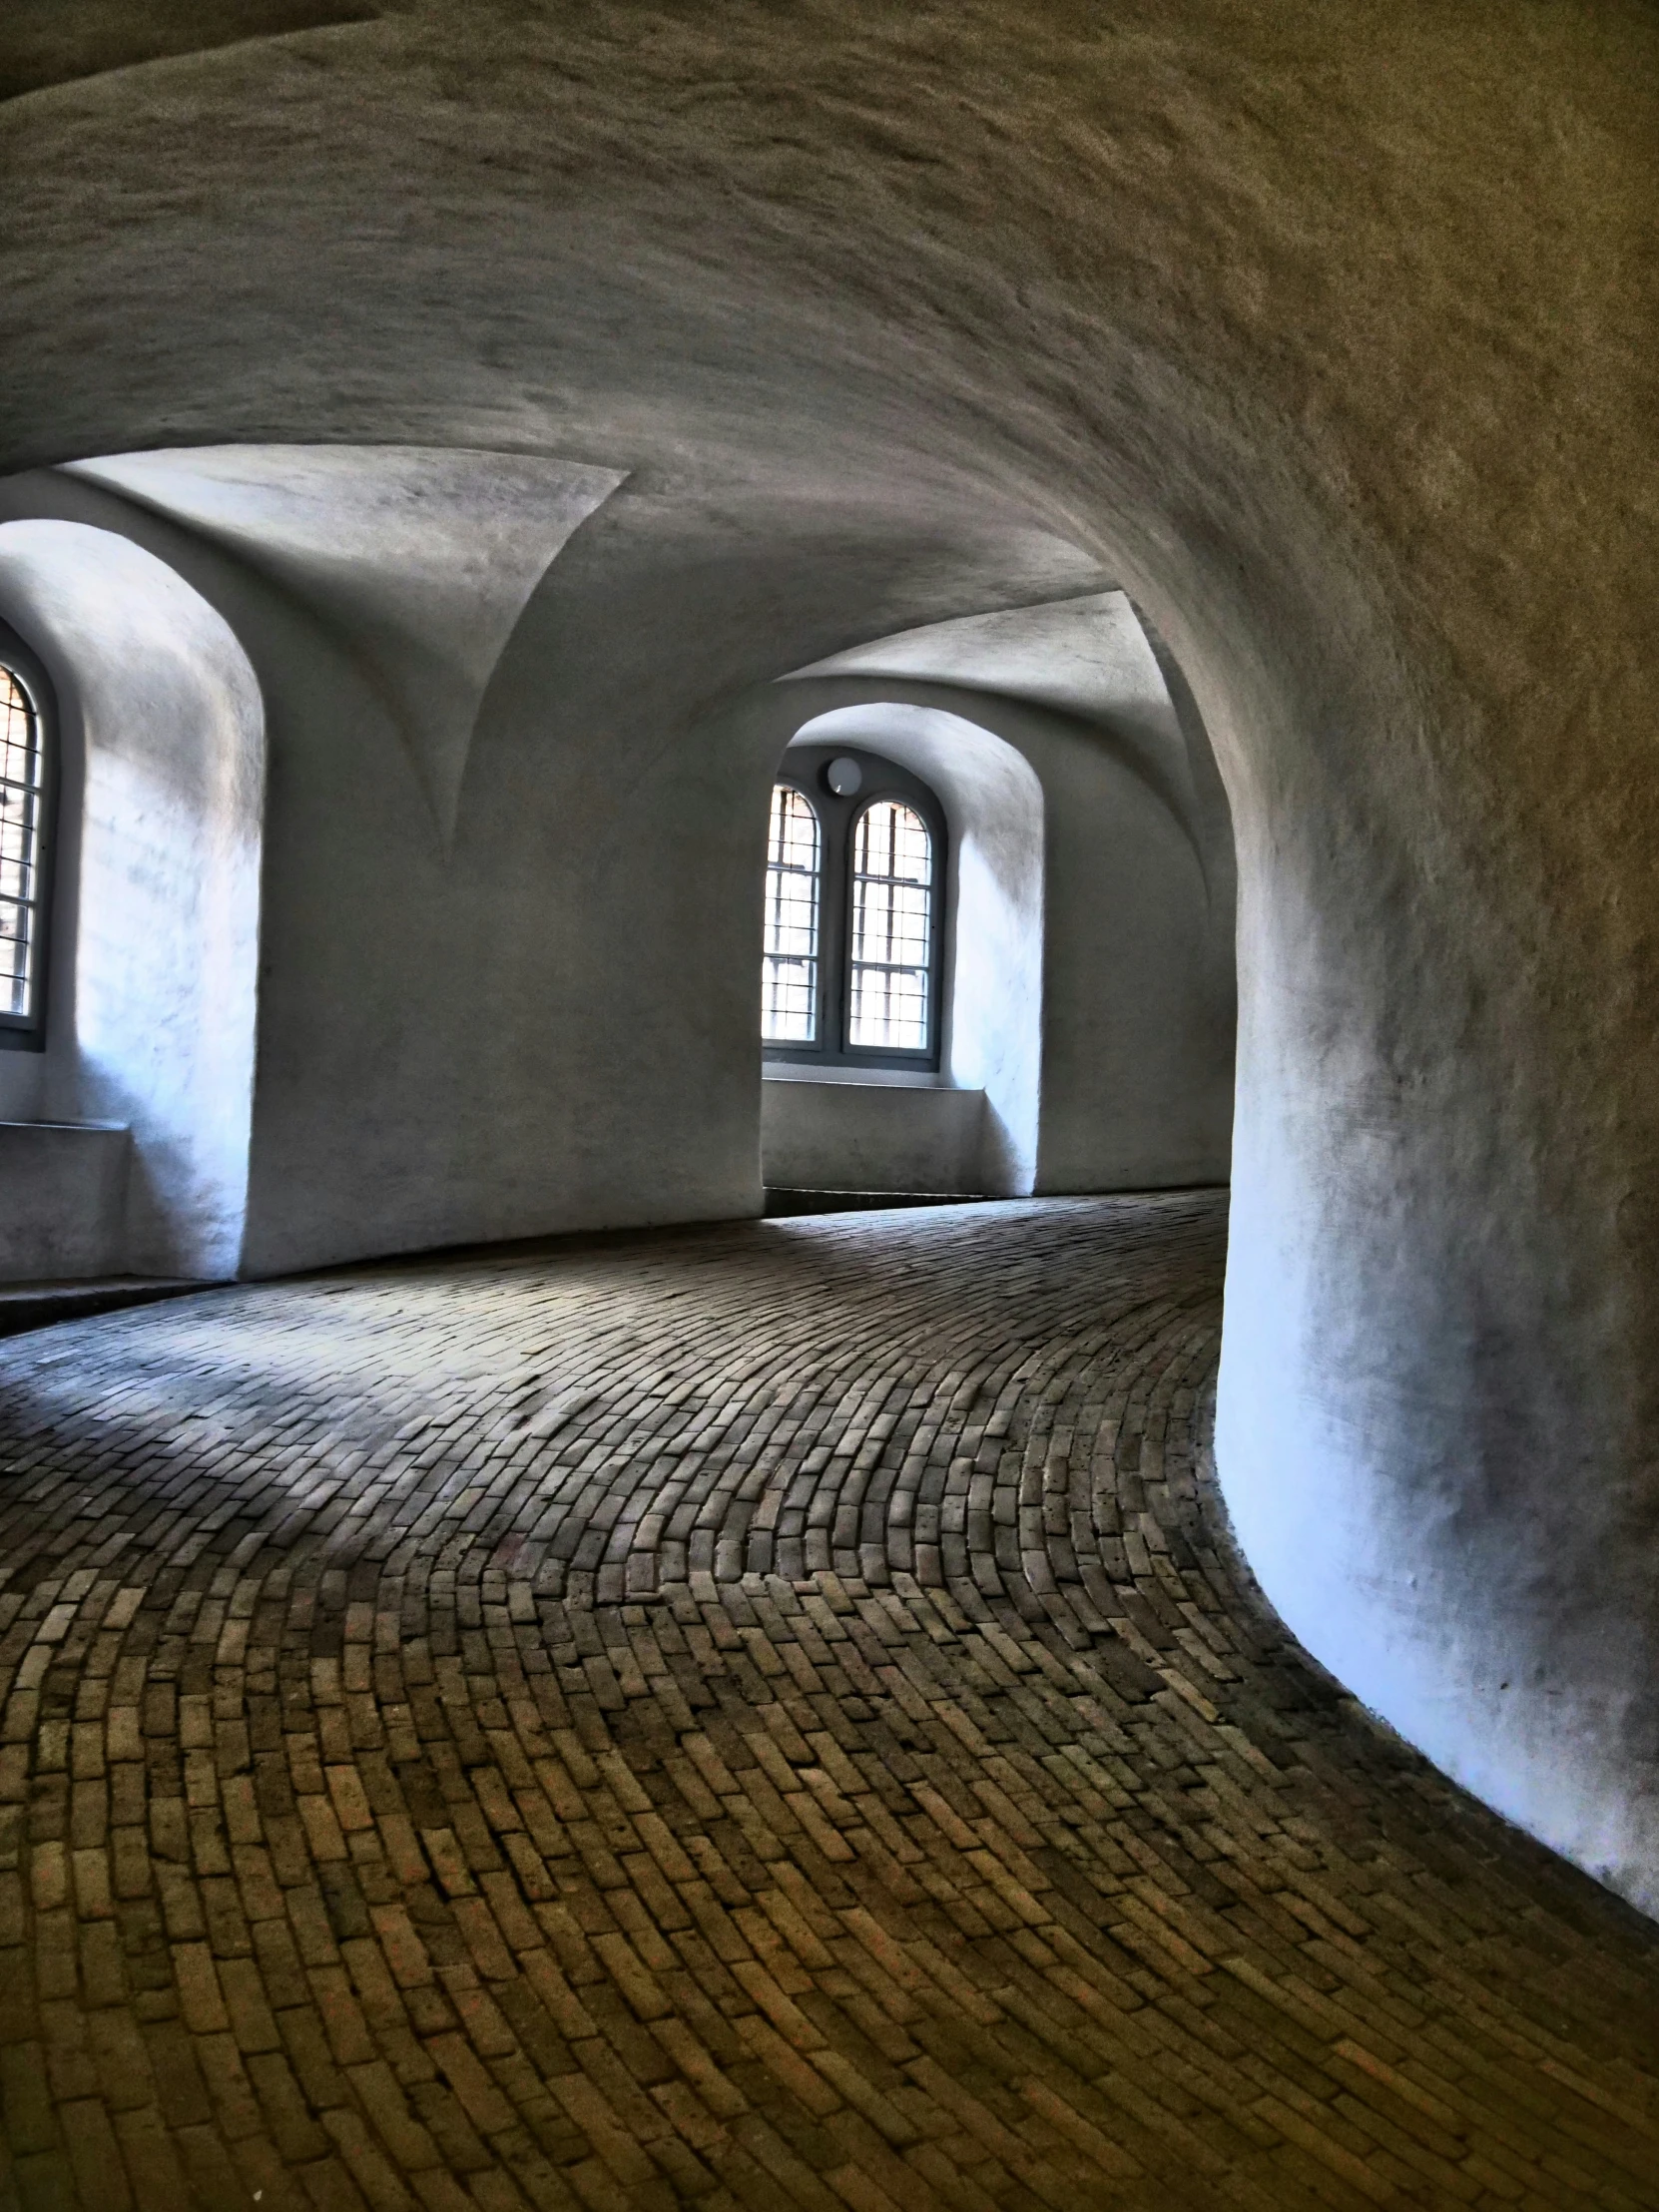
[{"xmin": 1, "ymin": 1194, "xmax": 1657, "ymax": 2211}]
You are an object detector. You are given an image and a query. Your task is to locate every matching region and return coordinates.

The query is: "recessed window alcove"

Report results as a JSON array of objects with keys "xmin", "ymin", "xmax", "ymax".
[
  {"xmin": 762, "ymin": 706, "xmax": 1046, "ymax": 1207},
  {"xmin": 0, "ymin": 520, "xmax": 265, "ymax": 1281}
]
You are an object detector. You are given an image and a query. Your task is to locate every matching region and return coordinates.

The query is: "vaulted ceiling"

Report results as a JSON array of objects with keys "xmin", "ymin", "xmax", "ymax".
[{"xmin": 8, "ymin": 0, "xmax": 1659, "ymax": 1912}]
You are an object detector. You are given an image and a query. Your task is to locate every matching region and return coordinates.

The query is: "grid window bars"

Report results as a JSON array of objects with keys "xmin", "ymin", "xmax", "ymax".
[
  {"xmin": 849, "ymin": 799, "xmax": 932, "ymax": 1051},
  {"xmin": 0, "ymin": 667, "xmax": 45, "ymax": 1026},
  {"xmin": 762, "ymin": 785, "xmax": 822, "ymax": 1042}
]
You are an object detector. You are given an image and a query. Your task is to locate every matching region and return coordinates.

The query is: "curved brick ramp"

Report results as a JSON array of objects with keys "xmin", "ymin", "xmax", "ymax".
[{"xmin": 2, "ymin": 1195, "xmax": 1657, "ymax": 2211}]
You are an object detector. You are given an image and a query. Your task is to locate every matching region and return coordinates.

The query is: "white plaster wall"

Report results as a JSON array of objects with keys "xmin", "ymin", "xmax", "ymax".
[
  {"xmin": 761, "ymin": 1077, "xmax": 985, "ymax": 1196},
  {"xmin": 794, "ymin": 593, "xmax": 1207, "ymax": 838},
  {"xmin": 0, "ymin": 1121, "xmax": 130, "ymax": 1279},
  {"xmin": 68, "ymin": 446, "xmax": 623, "ymax": 841},
  {"xmin": 1029, "ymin": 719, "xmax": 1226, "ymax": 1193},
  {"xmin": 0, "ymin": 1059, "xmax": 45, "ymax": 1123},
  {"xmin": 214, "ymin": 484, "xmax": 1127, "ymax": 1274},
  {"xmin": 0, "ymin": 457, "xmax": 714, "ymax": 1278},
  {"xmin": 0, "ymin": 520, "xmax": 264, "ymax": 1279},
  {"xmin": 0, "ymin": 473, "xmax": 1230, "ymax": 1296}
]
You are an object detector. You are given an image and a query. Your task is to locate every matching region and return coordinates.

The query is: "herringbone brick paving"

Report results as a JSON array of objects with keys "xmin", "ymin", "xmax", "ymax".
[{"xmin": 1, "ymin": 1194, "xmax": 1656, "ymax": 2211}]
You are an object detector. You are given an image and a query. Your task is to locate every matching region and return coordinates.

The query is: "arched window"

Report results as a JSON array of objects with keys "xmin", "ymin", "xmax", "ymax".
[
  {"xmin": 848, "ymin": 800, "xmax": 933, "ymax": 1052},
  {"xmin": 762, "ymin": 784, "xmax": 822, "ymax": 1043},
  {"xmin": 761, "ymin": 747, "xmax": 944, "ymax": 1067},
  {"xmin": 0, "ymin": 653, "xmax": 51, "ymax": 1048}
]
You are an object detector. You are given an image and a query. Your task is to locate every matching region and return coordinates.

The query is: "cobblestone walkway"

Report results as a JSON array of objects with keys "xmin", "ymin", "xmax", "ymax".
[{"xmin": 3, "ymin": 1195, "xmax": 1658, "ymax": 2212}]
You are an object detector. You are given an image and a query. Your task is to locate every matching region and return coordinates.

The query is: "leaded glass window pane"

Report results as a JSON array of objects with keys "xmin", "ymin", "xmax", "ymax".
[
  {"xmin": 0, "ymin": 668, "xmax": 44, "ymax": 1024},
  {"xmin": 762, "ymin": 785, "xmax": 821, "ymax": 1042},
  {"xmin": 848, "ymin": 800, "xmax": 931, "ymax": 1051}
]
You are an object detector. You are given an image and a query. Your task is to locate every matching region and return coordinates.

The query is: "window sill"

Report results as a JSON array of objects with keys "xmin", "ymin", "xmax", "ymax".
[{"xmin": 763, "ymin": 1063, "xmax": 959, "ymax": 1090}]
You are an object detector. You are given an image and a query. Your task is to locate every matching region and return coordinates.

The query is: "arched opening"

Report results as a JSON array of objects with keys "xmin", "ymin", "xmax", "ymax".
[
  {"xmin": 758, "ymin": 639, "xmax": 1235, "ymax": 1217},
  {"xmin": 0, "ymin": 520, "xmax": 265, "ymax": 1281},
  {"xmin": 761, "ymin": 708, "xmax": 1046, "ymax": 1207}
]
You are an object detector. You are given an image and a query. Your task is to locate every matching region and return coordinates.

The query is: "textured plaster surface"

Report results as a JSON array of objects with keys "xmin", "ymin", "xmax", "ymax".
[
  {"xmin": 760, "ymin": 1075, "xmax": 986, "ymax": 1197},
  {"xmin": 0, "ymin": 483, "xmax": 1204, "ymax": 1285},
  {"xmin": 0, "ymin": 1119, "xmax": 129, "ymax": 1278},
  {"xmin": 1, "ymin": 1, "xmax": 1656, "ymax": 1905},
  {"xmin": 69, "ymin": 445, "xmax": 624, "ymax": 837},
  {"xmin": 793, "ymin": 590, "xmax": 1224, "ymax": 881},
  {"xmin": 0, "ymin": 0, "xmax": 375, "ymax": 102},
  {"xmin": 0, "ymin": 520, "xmax": 264, "ymax": 1279},
  {"xmin": 0, "ymin": 460, "xmax": 1225, "ymax": 1275}
]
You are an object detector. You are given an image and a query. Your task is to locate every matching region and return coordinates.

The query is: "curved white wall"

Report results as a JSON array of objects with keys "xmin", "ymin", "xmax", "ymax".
[{"xmin": 0, "ymin": 520, "xmax": 264, "ymax": 1277}]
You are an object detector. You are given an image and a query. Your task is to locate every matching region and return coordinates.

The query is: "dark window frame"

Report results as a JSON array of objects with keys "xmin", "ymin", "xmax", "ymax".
[
  {"xmin": 0, "ymin": 620, "xmax": 56, "ymax": 1055},
  {"xmin": 764, "ymin": 745, "xmax": 946, "ymax": 1072}
]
